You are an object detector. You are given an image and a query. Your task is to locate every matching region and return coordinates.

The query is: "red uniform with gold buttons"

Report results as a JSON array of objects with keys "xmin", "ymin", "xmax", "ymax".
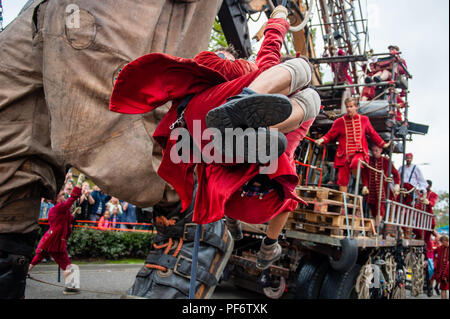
[{"xmin": 321, "ymin": 113, "xmax": 386, "ymax": 186}]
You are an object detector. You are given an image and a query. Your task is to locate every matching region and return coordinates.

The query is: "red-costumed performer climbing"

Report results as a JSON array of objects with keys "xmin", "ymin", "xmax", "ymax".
[
  {"xmin": 28, "ymin": 174, "xmax": 86, "ymax": 295},
  {"xmin": 110, "ymin": 6, "xmax": 321, "ymax": 270}
]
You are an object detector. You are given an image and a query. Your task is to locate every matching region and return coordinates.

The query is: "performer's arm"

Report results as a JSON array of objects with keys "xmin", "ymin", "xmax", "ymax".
[
  {"xmin": 193, "ymin": 51, "xmax": 257, "ymax": 80},
  {"xmin": 365, "ymin": 118, "xmax": 387, "ymax": 148},
  {"xmin": 316, "ymin": 120, "xmax": 340, "ymax": 145},
  {"xmin": 391, "ymin": 164, "xmax": 401, "ymax": 185},
  {"xmin": 255, "ymin": 17, "xmax": 290, "ymax": 69},
  {"xmin": 414, "ymin": 167, "xmax": 428, "ymax": 191},
  {"xmin": 429, "ymin": 192, "xmax": 439, "ymax": 208}
]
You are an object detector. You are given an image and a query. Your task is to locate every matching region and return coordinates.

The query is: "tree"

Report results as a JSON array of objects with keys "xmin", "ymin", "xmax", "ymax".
[{"xmin": 434, "ymin": 191, "xmax": 449, "ymax": 228}]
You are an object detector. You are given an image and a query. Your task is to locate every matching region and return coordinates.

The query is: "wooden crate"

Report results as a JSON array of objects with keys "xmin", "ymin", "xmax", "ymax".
[
  {"xmin": 288, "ymin": 210, "xmax": 376, "ymax": 236},
  {"xmin": 295, "ymin": 186, "xmax": 363, "ymax": 216}
]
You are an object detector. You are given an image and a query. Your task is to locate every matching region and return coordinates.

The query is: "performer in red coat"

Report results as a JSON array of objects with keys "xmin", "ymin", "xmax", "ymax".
[
  {"xmin": 413, "ymin": 180, "xmax": 439, "ymax": 241},
  {"xmin": 361, "ymin": 144, "xmax": 400, "ymax": 227},
  {"xmin": 28, "ymin": 174, "xmax": 85, "ymax": 294},
  {"xmin": 432, "ymin": 235, "xmax": 449, "ymax": 299},
  {"xmin": 110, "ymin": 6, "xmax": 321, "ymax": 269},
  {"xmin": 315, "ymin": 97, "xmax": 389, "ymax": 192},
  {"xmin": 365, "ymin": 45, "xmax": 408, "ymax": 83}
]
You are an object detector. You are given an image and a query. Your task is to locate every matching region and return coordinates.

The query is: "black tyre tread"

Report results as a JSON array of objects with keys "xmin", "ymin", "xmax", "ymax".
[
  {"xmin": 319, "ymin": 264, "xmax": 362, "ymax": 299},
  {"xmin": 205, "ymin": 94, "xmax": 292, "ymax": 132},
  {"xmin": 295, "ymin": 258, "xmax": 330, "ymax": 299}
]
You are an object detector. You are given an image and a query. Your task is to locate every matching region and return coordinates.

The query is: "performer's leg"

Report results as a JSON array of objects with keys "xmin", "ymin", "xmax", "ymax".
[
  {"xmin": 256, "ymin": 211, "xmax": 289, "ymax": 270},
  {"xmin": 337, "ymin": 166, "xmax": 351, "ymax": 193},
  {"xmin": 266, "ymin": 211, "xmax": 290, "ymax": 240},
  {"xmin": 206, "ymin": 58, "xmax": 319, "ymax": 133}
]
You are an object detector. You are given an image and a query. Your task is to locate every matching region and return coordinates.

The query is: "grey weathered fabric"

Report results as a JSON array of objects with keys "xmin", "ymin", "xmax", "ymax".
[{"xmin": 0, "ymin": 0, "xmax": 222, "ymax": 233}]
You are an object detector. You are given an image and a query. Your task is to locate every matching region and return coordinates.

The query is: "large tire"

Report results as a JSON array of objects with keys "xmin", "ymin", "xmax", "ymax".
[
  {"xmin": 319, "ymin": 264, "xmax": 362, "ymax": 299},
  {"xmin": 295, "ymin": 257, "xmax": 330, "ymax": 299},
  {"xmin": 329, "ymin": 238, "xmax": 358, "ymax": 273}
]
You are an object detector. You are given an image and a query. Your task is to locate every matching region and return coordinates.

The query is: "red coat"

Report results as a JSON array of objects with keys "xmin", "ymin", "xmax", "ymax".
[
  {"xmin": 361, "ymin": 155, "xmax": 400, "ymax": 205},
  {"xmin": 110, "ymin": 19, "xmax": 307, "ymax": 224},
  {"xmin": 37, "ymin": 187, "xmax": 81, "ymax": 253},
  {"xmin": 433, "ymin": 245, "xmax": 449, "ymax": 283},
  {"xmin": 321, "ymin": 114, "xmax": 386, "ymax": 168}
]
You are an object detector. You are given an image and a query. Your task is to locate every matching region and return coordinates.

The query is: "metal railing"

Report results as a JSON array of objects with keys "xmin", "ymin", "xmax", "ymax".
[
  {"xmin": 384, "ymin": 200, "xmax": 434, "ymax": 232},
  {"xmin": 354, "ymin": 159, "xmax": 433, "ymax": 235}
]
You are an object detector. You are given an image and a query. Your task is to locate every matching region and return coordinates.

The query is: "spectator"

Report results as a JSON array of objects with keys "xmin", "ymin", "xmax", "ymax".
[
  {"xmin": 74, "ymin": 182, "xmax": 94, "ymax": 222},
  {"xmin": 89, "ymin": 186, "xmax": 111, "ymax": 223},
  {"xmin": 63, "ymin": 181, "xmax": 74, "ymax": 200},
  {"xmin": 110, "ymin": 206, "xmax": 122, "ymax": 230},
  {"xmin": 106, "ymin": 197, "xmax": 123, "ymax": 215},
  {"xmin": 40, "ymin": 198, "xmax": 54, "ymax": 220},
  {"xmin": 121, "ymin": 200, "xmax": 137, "ymax": 230},
  {"xmin": 98, "ymin": 210, "xmax": 111, "ymax": 230}
]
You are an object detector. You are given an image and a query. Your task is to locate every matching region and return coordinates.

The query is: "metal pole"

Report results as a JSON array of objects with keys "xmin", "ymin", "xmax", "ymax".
[
  {"xmin": 378, "ymin": 173, "xmax": 384, "ymax": 234},
  {"xmin": 189, "ymin": 224, "xmax": 202, "ymax": 299},
  {"xmin": 315, "ymin": 80, "xmax": 395, "ymax": 90},
  {"xmin": 351, "ymin": 160, "xmax": 361, "ymax": 236}
]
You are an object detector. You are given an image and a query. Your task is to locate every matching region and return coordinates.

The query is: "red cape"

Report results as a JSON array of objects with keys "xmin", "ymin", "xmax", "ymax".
[{"xmin": 110, "ymin": 19, "xmax": 308, "ymax": 224}]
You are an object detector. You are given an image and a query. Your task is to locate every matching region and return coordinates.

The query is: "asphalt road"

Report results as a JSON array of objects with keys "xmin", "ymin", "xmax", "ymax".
[{"xmin": 25, "ymin": 263, "xmax": 444, "ymax": 300}]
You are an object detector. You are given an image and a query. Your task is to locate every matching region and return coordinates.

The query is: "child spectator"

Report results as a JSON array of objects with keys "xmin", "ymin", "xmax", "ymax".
[
  {"xmin": 98, "ymin": 210, "xmax": 111, "ymax": 230},
  {"xmin": 110, "ymin": 206, "xmax": 122, "ymax": 230}
]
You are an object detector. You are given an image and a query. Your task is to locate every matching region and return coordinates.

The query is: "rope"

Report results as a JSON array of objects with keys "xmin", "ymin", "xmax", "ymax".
[
  {"xmin": 28, "ymin": 276, "xmax": 124, "ymax": 296},
  {"xmin": 355, "ymin": 258, "xmax": 373, "ymax": 299},
  {"xmin": 384, "ymin": 254, "xmax": 396, "ymax": 292},
  {"xmin": 405, "ymin": 250, "xmax": 425, "ymax": 297}
]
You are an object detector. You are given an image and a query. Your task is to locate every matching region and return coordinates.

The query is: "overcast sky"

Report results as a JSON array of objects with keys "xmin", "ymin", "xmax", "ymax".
[{"xmin": 2, "ymin": 0, "xmax": 449, "ymax": 193}]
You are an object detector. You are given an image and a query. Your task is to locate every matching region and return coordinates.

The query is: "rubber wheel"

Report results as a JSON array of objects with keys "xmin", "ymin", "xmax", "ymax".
[
  {"xmin": 319, "ymin": 264, "xmax": 362, "ymax": 299},
  {"xmin": 295, "ymin": 258, "xmax": 330, "ymax": 299}
]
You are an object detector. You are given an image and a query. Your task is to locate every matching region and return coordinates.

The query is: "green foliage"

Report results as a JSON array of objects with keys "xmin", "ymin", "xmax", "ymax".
[
  {"xmin": 435, "ymin": 191, "xmax": 449, "ymax": 228},
  {"xmin": 208, "ymin": 18, "xmax": 229, "ymax": 51},
  {"xmin": 65, "ymin": 228, "xmax": 154, "ymax": 260}
]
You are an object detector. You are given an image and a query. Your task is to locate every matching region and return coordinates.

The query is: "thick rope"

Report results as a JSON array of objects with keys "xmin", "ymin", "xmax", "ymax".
[
  {"xmin": 28, "ymin": 276, "xmax": 123, "ymax": 296},
  {"xmin": 355, "ymin": 258, "xmax": 373, "ymax": 299}
]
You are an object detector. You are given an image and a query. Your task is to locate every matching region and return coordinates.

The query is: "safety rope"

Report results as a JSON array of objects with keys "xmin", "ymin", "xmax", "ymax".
[
  {"xmin": 405, "ymin": 250, "xmax": 425, "ymax": 297},
  {"xmin": 384, "ymin": 254, "xmax": 396, "ymax": 292},
  {"xmin": 355, "ymin": 258, "xmax": 373, "ymax": 299},
  {"xmin": 27, "ymin": 276, "xmax": 124, "ymax": 296}
]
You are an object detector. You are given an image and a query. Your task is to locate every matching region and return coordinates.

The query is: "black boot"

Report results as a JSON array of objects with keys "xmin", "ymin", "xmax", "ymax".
[
  {"xmin": 0, "ymin": 231, "xmax": 38, "ymax": 299},
  {"xmin": 126, "ymin": 186, "xmax": 234, "ymax": 299},
  {"xmin": 205, "ymin": 88, "xmax": 292, "ymax": 133}
]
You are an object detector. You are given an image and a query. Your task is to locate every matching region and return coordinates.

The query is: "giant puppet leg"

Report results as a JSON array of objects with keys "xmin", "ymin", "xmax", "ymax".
[
  {"xmin": 0, "ymin": 0, "xmax": 221, "ymax": 297},
  {"xmin": 126, "ymin": 186, "xmax": 234, "ymax": 299}
]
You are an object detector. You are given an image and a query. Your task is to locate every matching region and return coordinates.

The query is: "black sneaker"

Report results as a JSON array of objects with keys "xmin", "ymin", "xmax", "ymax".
[
  {"xmin": 205, "ymin": 88, "xmax": 292, "ymax": 133},
  {"xmin": 63, "ymin": 287, "xmax": 80, "ymax": 295},
  {"xmin": 434, "ymin": 285, "xmax": 440, "ymax": 296}
]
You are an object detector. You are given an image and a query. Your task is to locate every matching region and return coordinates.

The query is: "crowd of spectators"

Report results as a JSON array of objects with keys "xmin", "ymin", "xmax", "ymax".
[{"xmin": 39, "ymin": 170, "xmax": 153, "ymax": 231}]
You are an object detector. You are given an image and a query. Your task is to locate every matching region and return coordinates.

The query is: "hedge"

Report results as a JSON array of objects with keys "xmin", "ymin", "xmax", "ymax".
[{"xmin": 37, "ymin": 226, "xmax": 155, "ymax": 260}]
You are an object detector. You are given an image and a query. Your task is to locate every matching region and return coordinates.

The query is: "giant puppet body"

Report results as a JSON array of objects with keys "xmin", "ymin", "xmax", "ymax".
[{"xmin": 0, "ymin": 0, "xmax": 222, "ymax": 299}]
